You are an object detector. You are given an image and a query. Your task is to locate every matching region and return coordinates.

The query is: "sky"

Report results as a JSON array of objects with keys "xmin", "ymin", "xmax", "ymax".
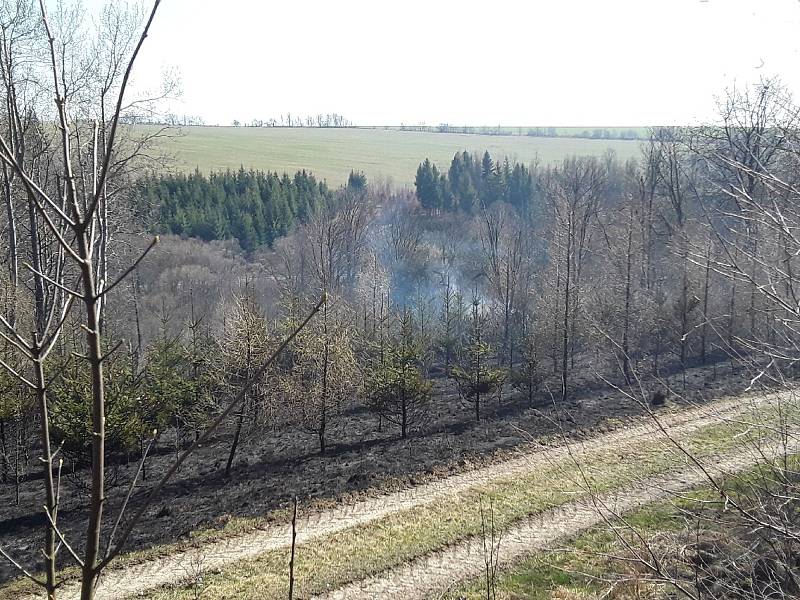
[{"xmin": 111, "ymin": 0, "xmax": 800, "ymax": 127}]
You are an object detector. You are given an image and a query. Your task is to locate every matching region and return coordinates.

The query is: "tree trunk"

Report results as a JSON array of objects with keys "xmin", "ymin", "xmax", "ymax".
[
  {"xmin": 25, "ymin": 194, "xmax": 47, "ymax": 336},
  {"xmin": 0, "ymin": 417, "xmax": 7, "ymax": 484},
  {"xmin": 227, "ymin": 332, "xmax": 253, "ymax": 477},
  {"xmin": 77, "ymin": 231, "xmax": 107, "ymax": 600},
  {"xmin": 14, "ymin": 420, "xmax": 21, "ymax": 506},
  {"xmin": 319, "ymin": 303, "xmax": 330, "ymax": 454},
  {"xmin": 622, "ymin": 209, "xmax": 633, "ymax": 384},
  {"xmin": 400, "ymin": 378, "xmax": 408, "ymax": 439},
  {"xmin": 225, "ymin": 397, "xmax": 246, "ymax": 478},
  {"xmin": 2, "ymin": 164, "xmax": 18, "ymax": 323},
  {"xmin": 503, "ymin": 265, "xmax": 511, "ymax": 367},
  {"xmin": 561, "ymin": 221, "xmax": 573, "ymax": 402},
  {"xmin": 317, "ymin": 418, "xmax": 326, "ymax": 454},
  {"xmin": 729, "ymin": 246, "xmax": 739, "ymax": 354},
  {"xmin": 32, "ymin": 342, "xmax": 58, "ymax": 599},
  {"xmin": 701, "ymin": 239, "xmax": 711, "ymax": 365}
]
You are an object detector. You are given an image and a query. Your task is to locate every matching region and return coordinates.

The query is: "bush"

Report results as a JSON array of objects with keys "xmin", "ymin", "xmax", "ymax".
[{"xmin": 49, "ymin": 357, "xmax": 142, "ymax": 460}]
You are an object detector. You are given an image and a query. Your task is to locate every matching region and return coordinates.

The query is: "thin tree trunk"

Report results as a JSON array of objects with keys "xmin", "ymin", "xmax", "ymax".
[
  {"xmin": 748, "ymin": 226, "xmax": 758, "ymax": 338},
  {"xmin": 701, "ymin": 238, "xmax": 711, "ymax": 365},
  {"xmin": 288, "ymin": 496, "xmax": 298, "ymax": 600},
  {"xmin": 2, "ymin": 165, "xmax": 18, "ymax": 311},
  {"xmin": 0, "ymin": 417, "xmax": 7, "ymax": 484},
  {"xmin": 680, "ymin": 258, "xmax": 689, "ymax": 387},
  {"xmin": 32, "ymin": 340, "xmax": 58, "ymax": 599},
  {"xmin": 401, "ymin": 389, "xmax": 407, "ymax": 439},
  {"xmin": 561, "ymin": 221, "xmax": 573, "ymax": 402},
  {"xmin": 622, "ymin": 209, "xmax": 633, "ymax": 383},
  {"xmin": 225, "ymin": 394, "xmax": 246, "ymax": 478},
  {"xmin": 503, "ymin": 265, "xmax": 510, "ymax": 367},
  {"xmin": 317, "ymin": 412, "xmax": 326, "ymax": 454},
  {"xmin": 319, "ymin": 315, "xmax": 329, "ymax": 454},
  {"xmin": 226, "ymin": 325, "xmax": 252, "ymax": 477},
  {"xmin": 25, "ymin": 194, "xmax": 47, "ymax": 336},
  {"xmin": 14, "ymin": 418, "xmax": 21, "ymax": 506},
  {"xmin": 729, "ymin": 246, "xmax": 739, "ymax": 354},
  {"xmin": 77, "ymin": 232, "xmax": 107, "ymax": 600}
]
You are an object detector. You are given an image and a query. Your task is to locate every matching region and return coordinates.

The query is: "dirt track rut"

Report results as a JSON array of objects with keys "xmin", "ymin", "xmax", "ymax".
[{"xmin": 319, "ymin": 436, "xmax": 795, "ymax": 599}]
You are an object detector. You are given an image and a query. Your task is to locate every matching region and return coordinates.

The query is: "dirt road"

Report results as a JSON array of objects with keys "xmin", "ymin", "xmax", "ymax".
[{"xmin": 318, "ymin": 435, "xmax": 794, "ymax": 599}]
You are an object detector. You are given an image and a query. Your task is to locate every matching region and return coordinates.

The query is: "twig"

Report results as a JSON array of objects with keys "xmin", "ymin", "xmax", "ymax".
[
  {"xmin": 22, "ymin": 262, "xmax": 83, "ymax": 299},
  {"xmin": 104, "ymin": 430, "xmax": 157, "ymax": 559},
  {"xmin": 43, "ymin": 506, "xmax": 84, "ymax": 567},
  {"xmin": 0, "ymin": 545, "xmax": 46, "ymax": 588},
  {"xmin": 96, "ymin": 237, "xmax": 159, "ymax": 299},
  {"xmin": 0, "ymin": 356, "xmax": 36, "ymax": 390},
  {"xmin": 99, "ymin": 340, "xmax": 124, "ymax": 364},
  {"xmin": 87, "ymin": 0, "xmax": 163, "ymax": 221},
  {"xmin": 289, "ymin": 495, "xmax": 298, "ymax": 600}
]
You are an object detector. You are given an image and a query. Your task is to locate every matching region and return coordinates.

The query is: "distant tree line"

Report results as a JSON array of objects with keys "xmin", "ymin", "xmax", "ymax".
[
  {"xmin": 134, "ymin": 168, "xmax": 333, "ymax": 251},
  {"xmin": 233, "ymin": 113, "xmax": 352, "ymax": 128},
  {"xmin": 414, "ymin": 150, "xmax": 539, "ymax": 214},
  {"xmin": 399, "ymin": 124, "xmax": 643, "ymax": 140},
  {"xmin": 120, "ymin": 114, "xmax": 206, "ymax": 126},
  {"xmin": 526, "ymin": 127, "xmax": 641, "ymax": 140}
]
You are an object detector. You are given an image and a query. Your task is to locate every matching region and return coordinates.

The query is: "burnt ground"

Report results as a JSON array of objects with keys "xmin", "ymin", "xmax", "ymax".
[{"xmin": 0, "ymin": 358, "xmax": 756, "ymax": 584}]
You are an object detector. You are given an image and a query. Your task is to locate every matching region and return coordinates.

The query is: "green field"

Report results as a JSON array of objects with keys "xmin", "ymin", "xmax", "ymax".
[{"xmin": 151, "ymin": 126, "xmax": 643, "ymax": 187}]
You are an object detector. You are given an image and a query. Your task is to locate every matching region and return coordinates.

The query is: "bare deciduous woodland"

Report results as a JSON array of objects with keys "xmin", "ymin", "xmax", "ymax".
[{"xmin": 0, "ymin": 1, "xmax": 799, "ymax": 599}]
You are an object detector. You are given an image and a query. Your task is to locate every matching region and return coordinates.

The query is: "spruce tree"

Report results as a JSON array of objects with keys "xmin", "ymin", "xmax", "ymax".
[
  {"xmin": 366, "ymin": 310, "xmax": 431, "ymax": 438},
  {"xmin": 450, "ymin": 295, "xmax": 506, "ymax": 421}
]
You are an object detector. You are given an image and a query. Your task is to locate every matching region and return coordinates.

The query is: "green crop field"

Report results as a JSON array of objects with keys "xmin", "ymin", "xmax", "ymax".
[{"xmin": 147, "ymin": 126, "xmax": 644, "ymax": 187}]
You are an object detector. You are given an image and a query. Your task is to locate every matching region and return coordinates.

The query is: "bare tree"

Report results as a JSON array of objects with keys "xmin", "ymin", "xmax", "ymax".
[
  {"xmin": 545, "ymin": 156, "xmax": 605, "ymax": 401},
  {"xmin": 480, "ymin": 204, "xmax": 527, "ymax": 368},
  {"xmin": 304, "ymin": 190, "xmax": 373, "ymax": 296}
]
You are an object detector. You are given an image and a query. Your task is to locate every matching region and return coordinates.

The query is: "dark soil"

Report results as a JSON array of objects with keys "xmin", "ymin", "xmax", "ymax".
[{"xmin": 0, "ymin": 358, "xmax": 755, "ymax": 584}]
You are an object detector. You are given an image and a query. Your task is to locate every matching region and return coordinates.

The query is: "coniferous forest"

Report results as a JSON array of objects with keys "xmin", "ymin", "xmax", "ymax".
[
  {"xmin": 135, "ymin": 168, "xmax": 333, "ymax": 250},
  {"xmin": 415, "ymin": 150, "xmax": 539, "ymax": 214}
]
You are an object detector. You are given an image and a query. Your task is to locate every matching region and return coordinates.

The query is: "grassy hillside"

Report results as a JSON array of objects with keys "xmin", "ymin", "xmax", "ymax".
[{"xmin": 150, "ymin": 126, "xmax": 643, "ymax": 187}]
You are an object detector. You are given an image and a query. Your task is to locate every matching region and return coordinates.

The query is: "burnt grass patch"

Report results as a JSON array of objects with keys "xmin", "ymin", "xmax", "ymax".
[{"xmin": 0, "ymin": 359, "xmax": 754, "ymax": 584}]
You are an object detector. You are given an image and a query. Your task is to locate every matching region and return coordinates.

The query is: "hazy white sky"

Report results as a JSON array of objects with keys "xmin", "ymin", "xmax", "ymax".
[{"xmin": 119, "ymin": 0, "xmax": 800, "ymax": 126}]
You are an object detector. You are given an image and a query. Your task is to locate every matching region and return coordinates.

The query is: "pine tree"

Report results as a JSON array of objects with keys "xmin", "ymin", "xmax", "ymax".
[
  {"xmin": 347, "ymin": 170, "xmax": 367, "ymax": 191},
  {"xmin": 219, "ymin": 284, "xmax": 272, "ymax": 477},
  {"xmin": 366, "ymin": 310, "xmax": 431, "ymax": 438},
  {"xmin": 511, "ymin": 316, "xmax": 543, "ymax": 407},
  {"xmin": 279, "ymin": 299, "xmax": 359, "ymax": 453},
  {"xmin": 437, "ymin": 276, "xmax": 464, "ymax": 376},
  {"xmin": 135, "ymin": 168, "xmax": 333, "ymax": 250},
  {"xmin": 415, "ymin": 158, "xmax": 442, "ymax": 212},
  {"xmin": 450, "ymin": 295, "xmax": 506, "ymax": 421}
]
